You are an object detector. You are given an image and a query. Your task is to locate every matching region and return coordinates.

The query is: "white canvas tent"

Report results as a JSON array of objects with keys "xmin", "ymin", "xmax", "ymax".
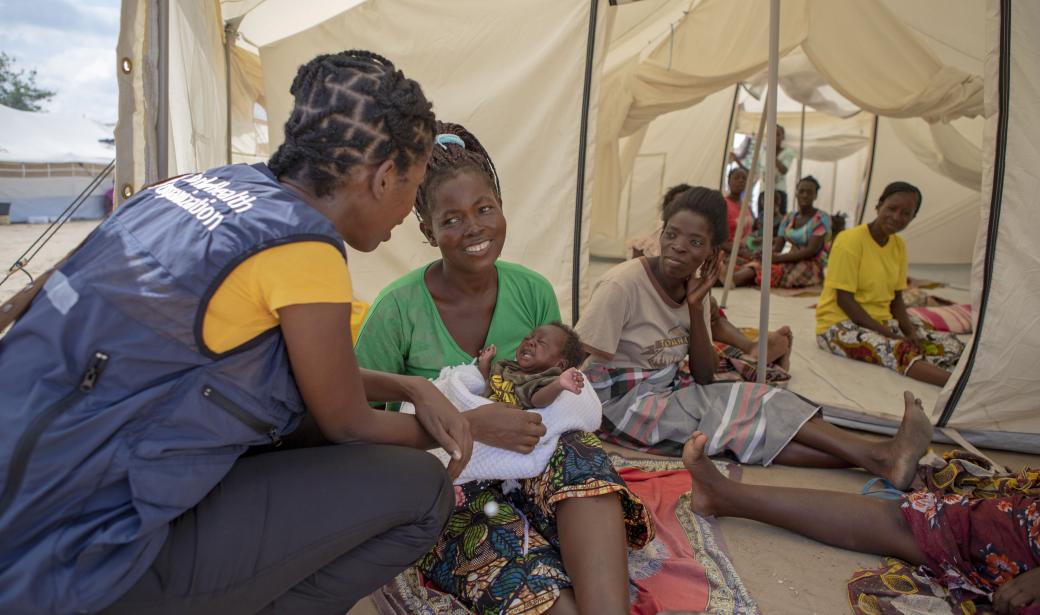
[
  {"xmin": 114, "ymin": 0, "xmax": 1039, "ymax": 451},
  {"xmin": 0, "ymin": 104, "xmax": 115, "ymax": 222}
]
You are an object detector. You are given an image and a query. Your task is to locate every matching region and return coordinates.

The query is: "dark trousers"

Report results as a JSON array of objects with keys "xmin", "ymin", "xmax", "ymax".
[{"xmin": 103, "ymin": 442, "xmax": 453, "ymax": 614}]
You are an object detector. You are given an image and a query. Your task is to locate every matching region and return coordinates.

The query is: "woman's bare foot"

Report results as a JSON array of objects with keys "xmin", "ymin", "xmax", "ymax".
[
  {"xmin": 682, "ymin": 432, "xmax": 729, "ymax": 517},
  {"xmin": 748, "ymin": 327, "xmax": 792, "ymax": 370},
  {"xmin": 882, "ymin": 392, "xmax": 934, "ymax": 490}
]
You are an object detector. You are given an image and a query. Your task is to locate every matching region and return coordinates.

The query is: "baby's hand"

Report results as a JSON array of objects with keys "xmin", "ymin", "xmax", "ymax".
[
  {"xmin": 559, "ymin": 368, "xmax": 585, "ymax": 394},
  {"xmin": 477, "ymin": 344, "xmax": 497, "ymax": 373}
]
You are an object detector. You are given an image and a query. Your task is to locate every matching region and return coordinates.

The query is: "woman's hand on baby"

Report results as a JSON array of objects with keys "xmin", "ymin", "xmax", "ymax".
[
  {"xmin": 466, "ymin": 403, "xmax": 546, "ymax": 454},
  {"xmin": 686, "ymin": 252, "xmax": 722, "ymax": 305},
  {"xmin": 559, "ymin": 368, "xmax": 584, "ymax": 394},
  {"xmin": 992, "ymin": 567, "xmax": 1040, "ymax": 614},
  {"xmin": 411, "ymin": 382, "xmax": 473, "ymax": 480}
]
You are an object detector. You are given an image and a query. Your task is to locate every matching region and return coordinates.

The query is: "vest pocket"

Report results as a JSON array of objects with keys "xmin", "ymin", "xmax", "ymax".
[
  {"xmin": 201, "ymin": 385, "xmax": 283, "ymax": 447},
  {"xmin": 0, "ymin": 351, "xmax": 109, "ymax": 516}
]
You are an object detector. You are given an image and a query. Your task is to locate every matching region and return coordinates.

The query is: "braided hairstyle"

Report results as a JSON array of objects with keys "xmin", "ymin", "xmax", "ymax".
[
  {"xmin": 268, "ymin": 50, "xmax": 435, "ymax": 197},
  {"xmin": 414, "ymin": 121, "xmax": 501, "ymax": 225}
]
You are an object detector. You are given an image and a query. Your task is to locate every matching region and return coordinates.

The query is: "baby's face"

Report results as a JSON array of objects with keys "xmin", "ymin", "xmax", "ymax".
[{"xmin": 515, "ymin": 325, "xmax": 568, "ymax": 372}]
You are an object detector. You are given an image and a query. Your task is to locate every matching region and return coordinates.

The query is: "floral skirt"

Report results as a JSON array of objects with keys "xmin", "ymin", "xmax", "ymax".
[
  {"xmin": 417, "ymin": 431, "xmax": 653, "ymax": 615},
  {"xmin": 901, "ymin": 491, "xmax": 1040, "ymax": 600},
  {"xmin": 816, "ymin": 319, "xmax": 964, "ymax": 374},
  {"xmin": 746, "ymin": 256, "xmax": 825, "ymax": 288}
]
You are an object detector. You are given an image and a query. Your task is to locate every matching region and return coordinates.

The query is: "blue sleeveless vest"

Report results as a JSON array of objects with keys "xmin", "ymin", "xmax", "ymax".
[{"xmin": 0, "ymin": 164, "xmax": 345, "ymax": 613}]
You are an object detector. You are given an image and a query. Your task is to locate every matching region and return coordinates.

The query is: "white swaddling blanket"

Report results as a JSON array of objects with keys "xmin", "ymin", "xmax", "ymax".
[{"xmin": 399, "ymin": 364, "xmax": 602, "ymax": 485}]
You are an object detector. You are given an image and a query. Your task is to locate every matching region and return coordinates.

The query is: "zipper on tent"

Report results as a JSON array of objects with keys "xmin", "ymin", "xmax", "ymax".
[{"xmin": 938, "ymin": 0, "xmax": 1011, "ymax": 427}]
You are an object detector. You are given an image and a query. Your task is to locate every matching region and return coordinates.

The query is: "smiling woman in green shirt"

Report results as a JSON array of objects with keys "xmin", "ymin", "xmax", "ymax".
[{"xmin": 355, "ymin": 121, "xmax": 652, "ymax": 615}]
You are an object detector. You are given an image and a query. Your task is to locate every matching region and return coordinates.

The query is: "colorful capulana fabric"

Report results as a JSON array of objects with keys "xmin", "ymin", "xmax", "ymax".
[
  {"xmin": 743, "ymin": 208, "xmax": 832, "ymax": 289},
  {"xmin": 712, "ymin": 343, "xmax": 791, "ymax": 386},
  {"xmin": 417, "ymin": 431, "xmax": 653, "ymax": 615},
  {"xmin": 586, "ymin": 362, "xmax": 816, "ymax": 461},
  {"xmin": 816, "ymin": 319, "xmax": 964, "ymax": 375},
  {"xmin": 907, "ymin": 304, "xmax": 973, "ymax": 334},
  {"xmin": 849, "ymin": 452, "xmax": 1040, "ymax": 615}
]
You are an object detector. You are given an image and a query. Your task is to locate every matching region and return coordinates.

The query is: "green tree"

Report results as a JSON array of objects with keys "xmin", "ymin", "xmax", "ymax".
[{"xmin": 0, "ymin": 52, "xmax": 55, "ymax": 112}]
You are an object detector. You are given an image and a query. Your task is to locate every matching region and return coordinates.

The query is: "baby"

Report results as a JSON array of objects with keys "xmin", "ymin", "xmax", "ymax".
[{"xmin": 477, "ymin": 322, "xmax": 586, "ymax": 409}]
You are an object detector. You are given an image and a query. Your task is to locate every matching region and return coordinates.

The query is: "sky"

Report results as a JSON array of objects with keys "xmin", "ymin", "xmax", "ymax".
[{"xmin": 0, "ymin": 0, "xmax": 121, "ymax": 124}]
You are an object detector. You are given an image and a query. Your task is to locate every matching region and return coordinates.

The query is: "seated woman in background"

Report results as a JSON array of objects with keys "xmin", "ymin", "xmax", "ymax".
[
  {"xmin": 733, "ymin": 175, "xmax": 831, "ymax": 288},
  {"xmin": 815, "ymin": 181, "xmax": 964, "ymax": 387},
  {"xmin": 579, "ymin": 185, "xmax": 934, "ymax": 490},
  {"xmin": 630, "ymin": 183, "xmax": 793, "ymax": 382}
]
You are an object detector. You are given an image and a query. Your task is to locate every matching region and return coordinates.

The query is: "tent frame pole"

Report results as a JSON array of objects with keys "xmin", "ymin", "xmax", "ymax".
[
  {"xmin": 571, "ymin": 0, "xmax": 601, "ymax": 324},
  {"xmin": 719, "ymin": 109, "xmax": 766, "ymax": 308},
  {"xmin": 224, "ymin": 20, "xmax": 239, "ymax": 165},
  {"xmin": 719, "ymin": 86, "xmax": 741, "ymax": 191},
  {"xmin": 156, "ymin": 0, "xmax": 169, "ymax": 181},
  {"xmin": 795, "ymin": 103, "xmax": 805, "ymax": 180},
  {"xmin": 938, "ymin": 0, "xmax": 1012, "ymax": 426},
  {"xmin": 756, "ymin": 0, "xmax": 780, "ymax": 384},
  {"xmin": 856, "ymin": 114, "xmax": 880, "ymax": 224}
]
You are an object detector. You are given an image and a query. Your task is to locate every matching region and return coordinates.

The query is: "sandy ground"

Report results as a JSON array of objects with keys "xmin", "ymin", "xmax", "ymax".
[
  {"xmin": 4, "ymin": 225, "xmax": 1036, "ymax": 614},
  {"xmin": 0, "ymin": 220, "xmax": 100, "ymax": 305}
]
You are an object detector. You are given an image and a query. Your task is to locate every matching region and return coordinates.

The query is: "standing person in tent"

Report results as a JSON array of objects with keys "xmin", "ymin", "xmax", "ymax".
[
  {"xmin": 816, "ymin": 181, "xmax": 965, "ymax": 386},
  {"xmin": 0, "ymin": 50, "xmax": 473, "ymax": 615},
  {"xmin": 731, "ymin": 124, "xmax": 797, "ymax": 200},
  {"xmin": 732, "ymin": 175, "xmax": 832, "ymax": 288},
  {"xmin": 355, "ymin": 121, "xmax": 653, "ymax": 615},
  {"xmin": 580, "ymin": 185, "xmax": 934, "ymax": 481}
]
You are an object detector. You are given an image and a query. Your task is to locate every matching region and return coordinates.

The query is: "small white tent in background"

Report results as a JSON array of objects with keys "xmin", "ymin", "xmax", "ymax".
[
  {"xmin": 113, "ymin": 0, "xmax": 1039, "ymax": 452},
  {"xmin": 0, "ymin": 104, "xmax": 115, "ymax": 223}
]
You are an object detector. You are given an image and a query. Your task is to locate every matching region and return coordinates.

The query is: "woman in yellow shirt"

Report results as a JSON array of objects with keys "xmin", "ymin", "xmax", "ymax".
[{"xmin": 815, "ymin": 182, "xmax": 964, "ymax": 386}]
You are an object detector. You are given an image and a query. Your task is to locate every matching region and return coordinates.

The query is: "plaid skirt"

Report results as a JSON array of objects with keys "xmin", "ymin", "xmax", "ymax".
[
  {"xmin": 586, "ymin": 362, "xmax": 817, "ymax": 461},
  {"xmin": 816, "ymin": 319, "xmax": 964, "ymax": 374},
  {"xmin": 417, "ymin": 431, "xmax": 653, "ymax": 615},
  {"xmin": 746, "ymin": 256, "xmax": 825, "ymax": 288}
]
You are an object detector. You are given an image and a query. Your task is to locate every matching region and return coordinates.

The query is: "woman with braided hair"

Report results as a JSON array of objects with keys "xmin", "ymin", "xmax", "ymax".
[
  {"xmin": 0, "ymin": 50, "xmax": 472, "ymax": 614},
  {"xmin": 356, "ymin": 121, "xmax": 652, "ymax": 615}
]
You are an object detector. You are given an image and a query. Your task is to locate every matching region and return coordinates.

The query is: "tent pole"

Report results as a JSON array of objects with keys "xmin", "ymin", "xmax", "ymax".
[
  {"xmin": 719, "ymin": 86, "xmax": 741, "ymax": 191},
  {"xmin": 756, "ymin": 0, "xmax": 780, "ymax": 384},
  {"xmin": 856, "ymin": 114, "xmax": 880, "ymax": 224},
  {"xmin": 719, "ymin": 108, "xmax": 766, "ymax": 308},
  {"xmin": 571, "ymin": 0, "xmax": 600, "ymax": 325},
  {"xmin": 938, "ymin": 0, "xmax": 1012, "ymax": 426},
  {"xmin": 829, "ymin": 160, "xmax": 837, "ymax": 213},
  {"xmin": 795, "ymin": 103, "xmax": 805, "ymax": 180},
  {"xmin": 156, "ymin": 0, "xmax": 169, "ymax": 181},
  {"xmin": 224, "ymin": 20, "xmax": 239, "ymax": 165}
]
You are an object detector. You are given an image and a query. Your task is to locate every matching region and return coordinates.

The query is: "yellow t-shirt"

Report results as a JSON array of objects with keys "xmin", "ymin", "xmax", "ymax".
[
  {"xmin": 202, "ymin": 241, "xmax": 352, "ymax": 354},
  {"xmin": 815, "ymin": 224, "xmax": 907, "ymax": 335}
]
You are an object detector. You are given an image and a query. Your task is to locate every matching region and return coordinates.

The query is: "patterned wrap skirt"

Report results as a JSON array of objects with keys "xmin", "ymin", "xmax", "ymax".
[
  {"xmin": 586, "ymin": 362, "xmax": 817, "ymax": 461},
  {"xmin": 746, "ymin": 255, "xmax": 825, "ymax": 288},
  {"xmin": 417, "ymin": 431, "xmax": 653, "ymax": 615},
  {"xmin": 816, "ymin": 319, "xmax": 964, "ymax": 375},
  {"xmin": 901, "ymin": 491, "xmax": 1040, "ymax": 601}
]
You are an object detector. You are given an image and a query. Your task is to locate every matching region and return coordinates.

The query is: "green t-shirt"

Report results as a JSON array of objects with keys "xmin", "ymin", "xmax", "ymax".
[{"xmin": 355, "ymin": 261, "xmax": 562, "ymax": 385}]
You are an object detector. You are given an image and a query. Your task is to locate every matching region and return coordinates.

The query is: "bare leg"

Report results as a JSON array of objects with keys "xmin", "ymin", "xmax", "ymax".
[
  {"xmin": 906, "ymin": 360, "xmax": 952, "ymax": 387},
  {"xmin": 786, "ymin": 392, "xmax": 933, "ymax": 489},
  {"xmin": 545, "ymin": 589, "xmax": 579, "ymax": 615},
  {"xmin": 732, "ymin": 268, "xmax": 756, "ymax": 287},
  {"xmin": 556, "ymin": 494, "xmax": 630, "ymax": 615},
  {"xmin": 683, "ymin": 432, "xmax": 927, "ymax": 564},
  {"xmin": 772, "ymin": 439, "xmax": 851, "ymax": 468}
]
